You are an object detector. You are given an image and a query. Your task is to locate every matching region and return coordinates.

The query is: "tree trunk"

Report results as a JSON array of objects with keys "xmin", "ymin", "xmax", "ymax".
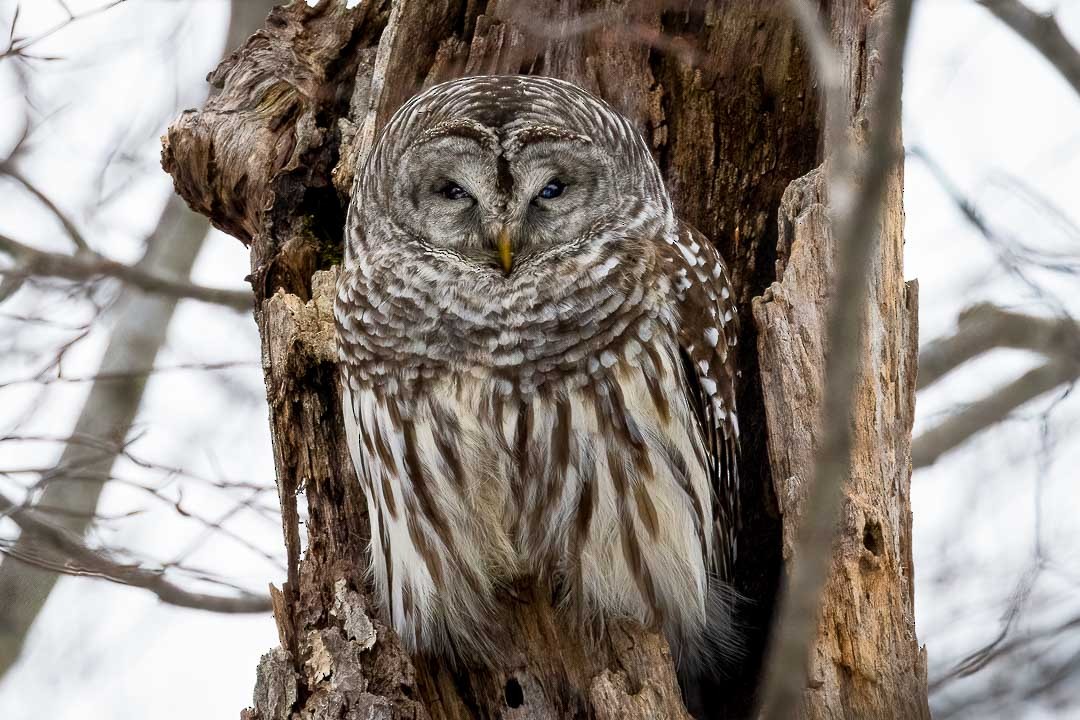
[{"xmin": 161, "ymin": 1, "xmax": 928, "ymax": 718}]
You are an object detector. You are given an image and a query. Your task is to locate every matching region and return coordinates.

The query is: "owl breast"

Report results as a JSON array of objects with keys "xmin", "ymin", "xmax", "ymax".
[
  {"xmin": 340, "ymin": 275, "xmax": 718, "ymax": 661},
  {"xmin": 345, "ymin": 317, "xmax": 717, "ymax": 660},
  {"xmin": 336, "ymin": 74, "xmax": 739, "ymax": 667}
]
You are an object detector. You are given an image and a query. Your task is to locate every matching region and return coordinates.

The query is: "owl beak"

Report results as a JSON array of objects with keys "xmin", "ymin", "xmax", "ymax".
[{"xmin": 496, "ymin": 226, "xmax": 513, "ymax": 274}]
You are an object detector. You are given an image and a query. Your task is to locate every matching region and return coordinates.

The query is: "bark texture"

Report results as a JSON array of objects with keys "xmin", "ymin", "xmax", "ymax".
[
  {"xmin": 162, "ymin": 1, "xmax": 926, "ymax": 717},
  {"xmin": 751, "ymin": 4, "xmax": 928, "ymax": 716}
]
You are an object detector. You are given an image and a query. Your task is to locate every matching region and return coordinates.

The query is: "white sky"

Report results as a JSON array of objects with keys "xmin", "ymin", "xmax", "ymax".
[
  {"xmin": 905, "ymin": 2, "xmax": 1080, "ymax": 716},
  {"xmin": 0, "ymin": 1, "xmax": 1078, "ymax": 718}
]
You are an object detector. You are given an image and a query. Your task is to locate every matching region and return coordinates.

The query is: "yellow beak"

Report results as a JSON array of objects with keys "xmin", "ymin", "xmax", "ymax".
[{"xmin": 497, "ymin": 226, "xmax": 513, "ymax": 274}]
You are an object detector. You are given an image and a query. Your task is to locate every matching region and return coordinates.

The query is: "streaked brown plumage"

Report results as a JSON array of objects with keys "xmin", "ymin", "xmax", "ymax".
[{"xmin": 335, "ymin": 75, "xmax": 740, "ymax": 667}]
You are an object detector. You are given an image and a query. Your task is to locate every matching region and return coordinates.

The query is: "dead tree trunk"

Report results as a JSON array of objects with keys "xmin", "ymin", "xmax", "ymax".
[{"xmin": 162, "ymin": 1, "xmax": 928, "ymax": 718}]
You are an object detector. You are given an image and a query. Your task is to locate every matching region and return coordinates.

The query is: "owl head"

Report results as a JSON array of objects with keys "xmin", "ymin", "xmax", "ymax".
[{"xmin": 348, "ymin": 76, "xmax": 673, "ymax": 279}]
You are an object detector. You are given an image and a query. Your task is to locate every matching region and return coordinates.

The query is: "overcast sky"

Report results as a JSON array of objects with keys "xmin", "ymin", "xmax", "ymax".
[
  {"xmin": 905, "ymin": 2, "xmax": 1080, "ymax": 716},
  {"xmin": 0, "ymin": 1, "xmax": 1078, "ymax": 718}
]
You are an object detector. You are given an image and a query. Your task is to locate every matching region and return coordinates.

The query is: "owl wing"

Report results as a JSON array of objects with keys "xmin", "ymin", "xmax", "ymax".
[{"xmin": 659, "ymin": 222, "xmax": 740, "ymax": 579}]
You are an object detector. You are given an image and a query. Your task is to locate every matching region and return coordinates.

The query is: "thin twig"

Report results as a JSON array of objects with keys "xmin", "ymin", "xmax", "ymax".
[
  {"xmin": 910, "ymin": 147, "xmax": 1076, "ymax": 315},
  {"xmin": 931, "ymin": 611, "xmax": 1080, "ymax": 717},
  {"xmin": 977, "ymin": 0, "xmax": 1080, "ymax": 98},
  {"xmin": 0, "ymin": 0, "xmax": 128, "ymax": 60},
  {"xmin": 0, "ymin": 232, "xmax": 251, "ymax": 310},
  {"xmin": 509, "ymin": 1, "xmax": 707, "ymax": 68},
  {"xmin": 786, "ymin": 0, "xmax": 853, "ymax": 216},
  {"xmin": 0, "ymin": 167, "xmax": 90, "ymax": 251},
  {"xmin": 0, "ymin": 489, "xmax": 271, "ymax": 613},
  {"xmin": 928, "ymin": 565, "xmax": 1041, "ymax": 693},
  {"xmin": 0, "ymin": 361, "xmax": 258, "ymax": 389}
]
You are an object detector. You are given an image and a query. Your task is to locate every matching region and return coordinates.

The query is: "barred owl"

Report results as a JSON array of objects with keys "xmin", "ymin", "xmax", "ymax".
[{"xmin": 335, "ymin": 75, "xmax": 740, "ymax": 667}]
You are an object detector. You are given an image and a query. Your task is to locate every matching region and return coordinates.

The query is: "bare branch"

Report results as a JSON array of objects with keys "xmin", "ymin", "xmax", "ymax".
[
  {"xmin": 0, "ymin": 232, "xmax": 252, "ymax": 310},
  {"xmin": 978, "ymin": 0, "xmax": 1080, "ymax": 98},
  {"xmin": 913, "ymin": 304, "xmax": 1080, "ymax": 466},
  {"xmin": 0, "ymin": 167, "xmax": 90, "ymax": 251},
  {"xmin": 0, "ymin": 360, "xmax": 258, "ymax": 390},
  {"xmin": 0, "ymin": 490, "xmax": 271, "ymax": 613},
  {"xmin": 786, "ymin": 0, "xmax": 853, "ymax": 215},
  {"xmin": 918, "ymin": 303, "xmax": 1080, "ymax": 390},
  {"xmin": 0, "ymin": 0, "xmax": 277, "ymax": 678},
  {"xmin": 910, "ymin": 147, "xmax": 1078, "ymax": 314},
  {"xmin": 931, "ymin": 607, "xmax": 1080, "ymax": 717},
  {"xmin": 758, "ymin": 2, "xmax": 917, "ymax": 717},
  {"xmin": 913, "ymin": 360, "xmax": 1077, "ymax": 469},
  {"xmin": 508, "ymin": 1, "xmax": 707, "ymax": 68},
  {"xmin": 0, "ymin": 0, "xmax": 127, "ymax": 61},
  {"xmin": 929, "ymin": 566, "xmax": 1045, "ymax": 693}
]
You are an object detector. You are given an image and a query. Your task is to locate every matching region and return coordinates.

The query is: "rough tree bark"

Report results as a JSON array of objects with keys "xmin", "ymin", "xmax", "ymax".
[{"xmin": 161, "ymin": 1, "xmax": 928, "ymax": 717}]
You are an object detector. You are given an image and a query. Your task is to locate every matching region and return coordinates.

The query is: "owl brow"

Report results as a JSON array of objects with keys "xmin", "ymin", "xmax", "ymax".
[
  {"xmin": 502, "ymin": 125, "xmax": 592, "ymax": 158},
  {"xmin": 414, "ymin": 119, "xmax": 500, "ymax": 151}
]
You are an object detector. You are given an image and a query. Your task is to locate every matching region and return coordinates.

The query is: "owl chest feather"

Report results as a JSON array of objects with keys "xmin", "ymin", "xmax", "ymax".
[
  {"xmin": 341, "ymin": 310, "xmax": 716, "ymax": 656},
  {"xmin": 334, "ymin": 74, "xmax": 740, "ymax": 664}
]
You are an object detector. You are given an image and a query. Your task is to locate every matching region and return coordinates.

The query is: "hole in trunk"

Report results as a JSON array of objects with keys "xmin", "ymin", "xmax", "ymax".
[
  {"xmin": 863, "ymin": 519, "xmax": 884, "ymax": 557},
  {"xmin": 504, "ymin": 677, "xmax": 524, "ymax": 708}
]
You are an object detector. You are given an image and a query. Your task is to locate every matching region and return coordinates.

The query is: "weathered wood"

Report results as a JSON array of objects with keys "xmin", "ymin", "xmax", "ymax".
[
  {"xmin": 161, "ymin": 1, "xmax": 926, "ymax": 718},
  {"xmin": 754, "ymin": 169, "xmax": 927, "ymax": 718},
  {"xmin": 751, "ymin": 1, "xmax": 929, "ymax": 717}
]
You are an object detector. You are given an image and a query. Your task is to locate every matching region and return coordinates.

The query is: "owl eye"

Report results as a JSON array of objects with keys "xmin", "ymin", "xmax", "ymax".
[
  {"xmin": 537, "ymin": 179, "xmax": 565, "ymax": 200},
  {"xmin": 439, "ymin": 182, "xmax": 472, "ymax": 201}
]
